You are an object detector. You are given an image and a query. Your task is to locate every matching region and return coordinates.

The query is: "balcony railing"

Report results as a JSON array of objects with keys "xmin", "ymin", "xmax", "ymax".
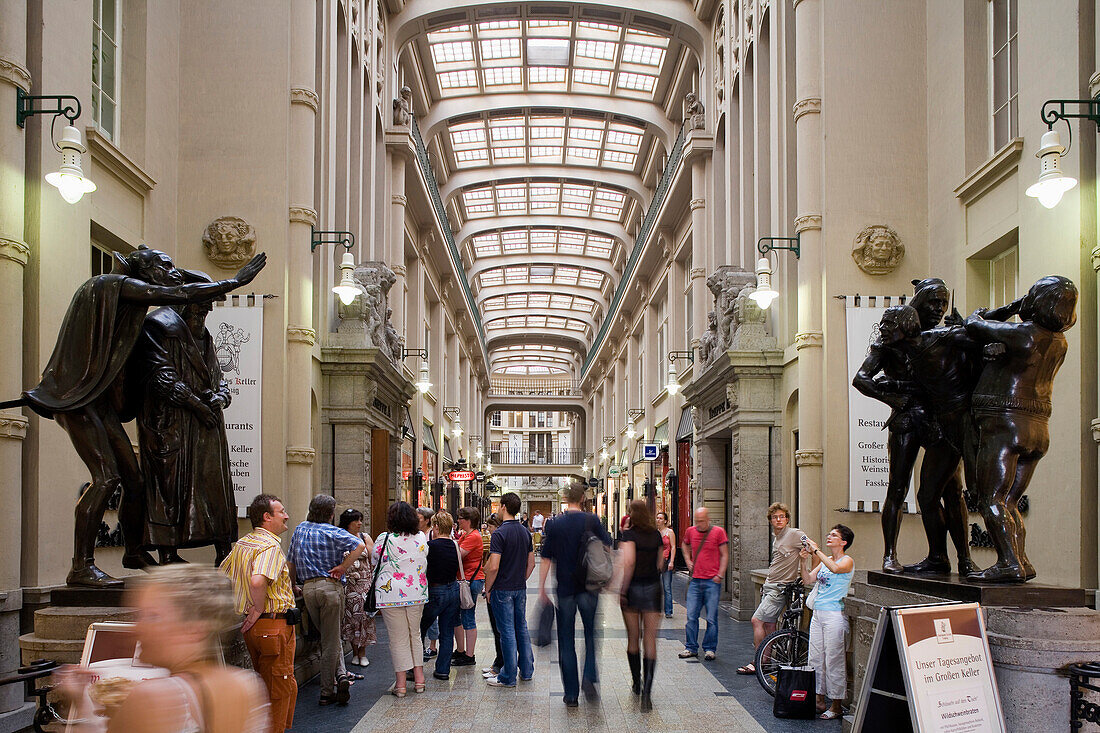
[
  {"xmin": 488, "ymin": 377, "xmax": 581, "ymax": 397},
  {"xmin": 582, "ymin": 123, "xmax": 688, "ymax": 376},
  {"xmin": 489, "ymin": 449, "xmax": 584, "ymax": 466}
]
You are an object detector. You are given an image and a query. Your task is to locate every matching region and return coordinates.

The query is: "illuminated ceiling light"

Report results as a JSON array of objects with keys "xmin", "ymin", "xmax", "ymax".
[
  {"xmin": 749, "ymin": 255, "xmax": 780, "ymax": 310},
  {"xmin": 332, "ymin": 251, "xmax": 360, "ymax": 305},
  {"xmin": 1026, "ymin": 128, "xmax": 1077, "ymax": 209}
]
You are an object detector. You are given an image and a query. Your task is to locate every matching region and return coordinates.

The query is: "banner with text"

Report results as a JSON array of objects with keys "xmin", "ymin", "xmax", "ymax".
[
  {"xmin": 212, "ymin": 298, "xmax": 264, "ymax": 516},
  {"xmin": 844, "ymin": 296, "xmax": 916, "ymax": 512}
]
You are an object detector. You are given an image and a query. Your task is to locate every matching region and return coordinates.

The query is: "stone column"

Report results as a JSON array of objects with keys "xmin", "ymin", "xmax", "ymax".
[
  {"xmin": 285, "ymin": 0, "xmax": 319, "ymax": 516},
  {"xmin": 387, "ymin": 143, "xmax": 408, "ymax": 337},
  {"xmin": 689, "ymin": 157, "xmax": 710, "ymax": 352},
  {"xmin": 792, "ymin": 0, "xmax": 825, "ymax": 534},
  {"xmin": 0, "ymin": 1, "xmax": 30, "ymax": 722}
]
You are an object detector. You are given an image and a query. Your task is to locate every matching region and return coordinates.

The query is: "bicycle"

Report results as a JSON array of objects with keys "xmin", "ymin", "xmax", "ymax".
[{"xmin": 754, "ymin": 580, "xmax": 810, "ymax": 696}]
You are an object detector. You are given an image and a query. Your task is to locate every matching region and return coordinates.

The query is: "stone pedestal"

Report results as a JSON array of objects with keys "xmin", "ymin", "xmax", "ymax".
[{"xmin": 844, "ymin": 571, "xmax": 1100, "ymax": 731}]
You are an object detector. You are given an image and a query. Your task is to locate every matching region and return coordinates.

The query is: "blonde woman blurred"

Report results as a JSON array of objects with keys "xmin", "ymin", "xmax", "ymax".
[{"xmin": 58, "ymin": 564, "xmax": 269, "ymax": 733}]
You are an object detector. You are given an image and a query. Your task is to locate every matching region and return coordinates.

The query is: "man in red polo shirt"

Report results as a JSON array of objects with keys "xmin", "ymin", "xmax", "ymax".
[{"xmin": 679, "ymin": 507, "xmax": 729, "ymax": 661}]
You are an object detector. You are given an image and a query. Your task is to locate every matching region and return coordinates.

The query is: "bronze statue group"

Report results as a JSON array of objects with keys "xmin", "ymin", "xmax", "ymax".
[{"xmin": 853, "ymin": 275, "xmax": 1077, "ymax": 583}]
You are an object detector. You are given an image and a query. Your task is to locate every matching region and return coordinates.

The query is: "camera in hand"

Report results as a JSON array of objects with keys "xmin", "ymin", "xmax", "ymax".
[{"xmin": 800, "ymin": 535, "xmax": 810, "ymax": 547}]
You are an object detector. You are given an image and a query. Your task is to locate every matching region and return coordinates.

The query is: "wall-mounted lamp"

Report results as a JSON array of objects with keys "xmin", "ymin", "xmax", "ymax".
[
  {"xmin": 311, "ymin": 228, "xmax": 359, "ymax": 305},
  {"xmin": 17, "ymin": 90, "xmax": 97, "ymax": 203},
  {"xmin": 626, "ymin": 408, "xmax": 645, "ymax": 440},
  {"xmin": 401, "ymin": 347, "xmax": 432, "ymax": 393},
  {"xmin": 443, "ymin": 407, "xmax": 462, "ymax": 437},
  {"xmin": 751, "ymin": 235, "xmax": 800, "ymax": 310},
  {"xmin": 1025, "ymin": 97, "xmax": 1100, "ymax": 208},
  {"xmin": 469, "ymin": 434, "xmax": 483, "ymax": 459},
  {"xmin": 665, "ymin": 351, "xmax": 694, "ymax": 396}
]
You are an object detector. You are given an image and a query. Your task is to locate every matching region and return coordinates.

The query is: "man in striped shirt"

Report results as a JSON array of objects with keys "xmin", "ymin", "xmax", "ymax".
[{"xmin": 220, "ymin": 494, "xmax": 297, "ymax": 732}]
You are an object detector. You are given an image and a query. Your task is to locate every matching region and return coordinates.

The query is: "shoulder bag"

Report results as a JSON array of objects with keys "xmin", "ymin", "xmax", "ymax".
[
  {"xmin": 365, "ymin": 532, "xmax": 391, "ymax": 614},
  {"xmin": 456, "ymin": 535, "xmax": 483, "ymax": 610},
  {"xmin": 581, "ymin": 514, "xmax": 614, "ymax": 592}
]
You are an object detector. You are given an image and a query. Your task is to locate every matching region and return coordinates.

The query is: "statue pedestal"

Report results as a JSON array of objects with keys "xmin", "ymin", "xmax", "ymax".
[{"xmin": 843, "ymin": 571, "xmax": 1100, "ymax": 732}]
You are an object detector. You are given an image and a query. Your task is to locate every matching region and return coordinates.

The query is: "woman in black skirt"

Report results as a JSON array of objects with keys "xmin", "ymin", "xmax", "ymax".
[{"xmin": 618, "ymin": 499, "xmax": 665, "ymax": 710}]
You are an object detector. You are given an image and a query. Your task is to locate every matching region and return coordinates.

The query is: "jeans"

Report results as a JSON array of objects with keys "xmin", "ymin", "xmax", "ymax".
[
  {"xmin": 420, "ymin": 582, "xmax": 460, "ymax": 675},
  {"xmin": 302, "ymin": 577, "xmax": 347, "ymax": 696},
  {"xmin": 489, "ymin": 589, "xmax": 534, "ymax": 685},
  {"xmin": 426, "ymin": 618, "xmax": 439, "ymax": 642},
  {"xmin": 556, "ymin": 591, "xmax": 599, "ymax": 701},
  {"xmin": 661, "ymin": 569, "xmax": 675, "ymax": 616},
  {"xmin": 684, "ymin": 578, "xmax": 721, "ymax": 654},
  {"xmin": 459, "ymin": 579, "xmax": 484, "ymax": 630},
  {"xmin": 486, "ymin": 591, "xmax": 503, "ymax": 670}
]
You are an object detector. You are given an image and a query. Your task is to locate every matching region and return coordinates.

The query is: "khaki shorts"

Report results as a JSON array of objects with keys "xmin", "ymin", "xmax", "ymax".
[{"xmin": 752, "ymin": 582, "xmax": 787, "ymax": 622}]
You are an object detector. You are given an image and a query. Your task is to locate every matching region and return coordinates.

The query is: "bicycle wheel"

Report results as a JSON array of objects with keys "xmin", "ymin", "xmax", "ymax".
[{"xmin": 755, "ymin": 628, "xmax": 810, "ymax": 697}]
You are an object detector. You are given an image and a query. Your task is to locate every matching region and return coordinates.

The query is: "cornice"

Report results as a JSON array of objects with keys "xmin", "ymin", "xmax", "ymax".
[
  {"xmin": 287, "ymin": 326, "xmax": 317, "ymax": 346},
  {"xmin": 0, "ymin": 57, "xmax": 31, "ymax": 92},
  {"xmin": 290, "ymin": 87, "xmax": 319, "ymax": 112},
  {"xmin": 289, "ymin": 206, "xmax": 318, "ymax": 227},
  {"xmin": 0, "ymin": 237, "xmax": 30, "ymax": 267},
  {"xmin": 286, "ymin": 446, "xmax": 316, "ymax": 465},
  {"xmin": 0, "ymin": 415, "xmax": 28, "ymax": 441},
  {"xmin": 793, "ymin": 97, "xmax": 821, "ymax": 121}
]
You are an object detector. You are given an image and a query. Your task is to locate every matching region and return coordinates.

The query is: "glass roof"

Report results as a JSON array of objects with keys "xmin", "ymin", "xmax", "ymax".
[
  {"xmin": 426, "ymin": 20, "xmax": 669, "ymax": 101},
  {"xmin": 469, "ymin": 229, "xmax": 615, "ymax": 259},
  {"xmin": 481, "ymin": 292, "xmax": 597, "ymax": 313},
  {"xmin": 476, "ymin": 264, "xmax": 606, "ymax": 290},
  {"xmin": 497, "ymin": 365, "xmax": 569, "ymax": 375},
  {"xmin": 459, "ymin": 180, "xmax": 627, "ymax": 222},
  {"xmin": 485, "ymin": 314, "xmax": 590, "ymax": 333},
  {"xmin": 447, "ymin": 112, "xmax": 646, "ymax": 171}
]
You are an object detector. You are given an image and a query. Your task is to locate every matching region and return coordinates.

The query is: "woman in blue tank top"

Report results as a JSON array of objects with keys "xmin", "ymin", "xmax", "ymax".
[{"xmin": 799, "ymin": 524, "xmax": 855, "ymax": 720}]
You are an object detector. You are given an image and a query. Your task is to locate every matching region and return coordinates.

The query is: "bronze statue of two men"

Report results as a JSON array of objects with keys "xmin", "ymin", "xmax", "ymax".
[
  {"xmin": 6, "ymin": 247, "xmax": 265, "ymax": 587},
  {"xmin": 854, "ymin": 275, "xmax": 1077, "ymax": 583}
]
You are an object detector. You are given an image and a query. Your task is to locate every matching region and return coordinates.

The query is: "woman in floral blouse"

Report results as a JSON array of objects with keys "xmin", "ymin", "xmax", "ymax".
[{"xmin": 371, "ymin": 501, "xmax": 428, "ymax": 697}]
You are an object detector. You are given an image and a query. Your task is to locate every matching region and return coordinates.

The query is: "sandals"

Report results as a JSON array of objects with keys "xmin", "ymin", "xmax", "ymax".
[
  {"xmin": 736, "ymin": 663, "xmax": 756, "ymax": 675},
  {"xmin": 414, "ymin": 683, "xmax": 426, "ymax": 693},
  {"xmin": 819, "ymin": 709, "xmax": 840, "ymax": 720},
  {"xmin": 390, "ymin": 685, "xmax": 406, "ymax": 698},
  {"xmin": 346, "ymin": 672, "xmax": 365, "ymax": 681}
]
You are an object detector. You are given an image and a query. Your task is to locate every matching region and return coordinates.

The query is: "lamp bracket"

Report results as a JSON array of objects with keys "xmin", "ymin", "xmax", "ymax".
[
  {"xmin": 627, "ymin": 408, "xmax": 645, "ymax": 420},
  {"xmin": 757, "ymin": 234, "xmax": 801, "ymax": 259},
  {"xmin": 16, "ymin": 89, "xmax": 82, "ymax": 129},
  {"xmin": 1041, "ymin": 96, "xmax": 1100, "ymax": 131},
  {"xmin": 443, "ymin": 406, "xmax": 461, "ymax": 419},
  {"xmin": 667, "ymin": 350, "xmax": 695, "ymax": 365},
  {"xmin": 401, "ymin": 347, "xmax": 428, "ymax": 361},
  {"xmin": 310, "ymin": 227, "xmax": 355, "ymax": 252},
  {"xmin": 602, "ymin": 435, "xmax": 617, "ymax": 445}
]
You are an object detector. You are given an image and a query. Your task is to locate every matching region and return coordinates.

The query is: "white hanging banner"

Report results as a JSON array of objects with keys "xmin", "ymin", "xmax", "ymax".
[
  {"xmin": 844, "ymin": 296, "xmax": 916, "ymax": 513},
  {"xmin": 212, "ymin": 297, "xmax": 264, "ymax": 516}
]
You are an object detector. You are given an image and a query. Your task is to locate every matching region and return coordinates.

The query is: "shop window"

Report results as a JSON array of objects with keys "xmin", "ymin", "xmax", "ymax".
[
  {"xmin": 91, "ymin": 242, "xmax": 114, "ymax": 276},
  {"xmin": 92, "ymin": 0, "xmax": 120, "ymax": 141},
  {"xmin": 988, "ymin": 246, "xmax": 1018, "ymax": 310},
  {"xmin": 990, "ymin": 0, "xmax": 1018, "ymax": 149},
  {"xmin": 491, "ymin": 411, "xmax": 502, "ymax": 427}
]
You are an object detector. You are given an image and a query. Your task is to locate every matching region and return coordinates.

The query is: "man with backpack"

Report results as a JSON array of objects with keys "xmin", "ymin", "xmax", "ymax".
[
  {"xmin": 538, "ymin": 482, "xmax": 613, "ymax": 707},
  {"xmin": 679, "ymin": 506, "xmax": 729, "ymax": 661}
]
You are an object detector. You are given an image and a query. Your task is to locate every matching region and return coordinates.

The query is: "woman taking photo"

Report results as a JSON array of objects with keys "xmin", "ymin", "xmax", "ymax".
[
  {"xmin": 372, "ymin": 501, "xmax": 428, "ymax": 697},
  {"xmin": 337, "ymin": 509, "xmax": 376, "ymax": 672},
  {"xmin": 618, "ymin": 500, "xmax": 665, "ymax": 711},
  {"xmin": 655, "ymin": 511, "xmax": 677, "ymax": 618},
  {"xmin": 453, "ymin": 506, "xmax": 485, "ymax": 667},
  {"xmin": 58, "ymin": 564, "xmax": 269, "ymax": 732},
  {"xmin": 420, "ymin": 510, "xmax": 462, "ymax": 680},
  {"xmin": 799, "ymin": 524, "xmax": 855, "ymax": 720}
]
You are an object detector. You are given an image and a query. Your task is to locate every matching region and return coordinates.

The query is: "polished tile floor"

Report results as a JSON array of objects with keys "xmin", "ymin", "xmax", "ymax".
[{"xmin": 293, "ymin": 565, "xmax": 840, "ymax": 732}]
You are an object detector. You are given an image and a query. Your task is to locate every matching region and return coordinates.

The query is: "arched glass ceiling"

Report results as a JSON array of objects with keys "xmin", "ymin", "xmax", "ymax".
[
  {"xmin": 459, "ymin": 180, "xmax": 628, "ymax": 221},
  {"xmin": 477, "ymin": 264, "xmax": 606, "ymax": 290},
  {"xmin": 497, "ymin": 365, "xmax": 569, "ymax": 375},
  {"xmin": 426, "ymin": 20, "xmax": 669, "ymax": 101},
  {"xmin": 481, "ymin": 292, "xmax": 597, "ymax": 314},
  {"xmin": 469, "ymin": 229, "xmax": 615, "ymax": 259},
  {"xmin": 485, "ymin": 314, "xmax": 590, "ymax": 334}
]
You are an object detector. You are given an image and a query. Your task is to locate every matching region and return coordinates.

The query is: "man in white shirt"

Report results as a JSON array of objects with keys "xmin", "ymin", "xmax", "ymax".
[{"xmin": 531, "ymin": 511, "xmax": 545, "ymax": 532}]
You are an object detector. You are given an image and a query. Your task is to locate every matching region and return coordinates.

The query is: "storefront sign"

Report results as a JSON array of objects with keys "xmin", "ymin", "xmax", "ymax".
[
  {"xmin": 475, "ymin": 471, "xmax": 486, "ymax": 481},
  {"xmin": 642, "ymin": 443, "xmax": 659, "ymax": 461},
  {"xmin": 853, "ymin": 602, "xmax": 1005, "ymax": 732},
  {"xmin": 447, "ymin": 470, "xmax": 476, "ymax": 482},
  {"xmin": 587, "ymin": 478, "xmax": 599, "ymax": 488},
  {"xmin": 608, "ymin": 465, "xmax": 621, "ymax": 477},
  {"xmin": 213, "ymin": 299, "xmax": 264, "ymax": 517},
  {"xmin": 844, "ymin": 296, "xmax": 915, "ymax": 512}
]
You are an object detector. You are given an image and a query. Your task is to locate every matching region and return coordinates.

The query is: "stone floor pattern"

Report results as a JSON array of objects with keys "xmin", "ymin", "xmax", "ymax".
[{"xmin": 293, "ymin": 567, "xmax": 838, "ymax": 732}]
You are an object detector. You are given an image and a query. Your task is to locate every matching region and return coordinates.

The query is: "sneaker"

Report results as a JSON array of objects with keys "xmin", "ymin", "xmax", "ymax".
[
  {"xmin": 452, "ymin": 653, "xmax": 476, "ymax": 667},
  {"xmin": 424, "ymin": 648, "xmax": 438, "ymax": 659},
  {"xmin": 678, "ymin": 649, "xmax": 697, "ymax": 659},
  {"xmin": 433, "ymin": 672, "xmax": 450, "ymax": 680},
  {"xmin": 703, "ymin": 651, "xmax": 716, "ymax": 661},
  {"xmin": 481, "ymin": 666, "xmax": 497, "ymax": 674},
  {"xmin": 485, "ymin": 676, "xmax": 516, "ymax": 688},
  {"xmin": 563, "ymin": 697, "xmax": 579, "ymax": 707},
  {"xmin": 582, "ymin": 679, "xmax": 599, "ymax": 701},
  {"xmin": 335, "ymin": 675, "xmax": 351, "ymax": 706}
]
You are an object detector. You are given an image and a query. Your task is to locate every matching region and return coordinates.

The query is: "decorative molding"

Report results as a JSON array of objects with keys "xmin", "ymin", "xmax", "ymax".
[
  {"xmin": 1092, "ymin": 418, "xmax": 1100, "ymax": 443},
  {"xmin": 794, "ymin": 214, "xmax": 822, "ymax": 233},
  {"xmin": 689, "ymin": 198, "xmax": 706, "ymax": 211},
  {"xmin": 851, "ymin": 224, "xmax": 904, "ymax": 275},
  {"xmin": 202, "ymin": 216, "xmax": 256, "ymax": 270},
  {"xmin": 288, "ymin": 206, "xmax": 318, "ymax": 226},
  {"xmin": 794, "ymin": 448, "xmax": 823, "ymax": 467},
  {"xmin": 690, "ymin": 267, "xmax": 707, "ymax": 279},
  {"xmin": 725, "ymin": 382, "xmax": 738, "ymax": 407},
  {"xmin": 793, "ymin": 97, "xmax": 821, "ymax": 120},
  {"xmin": 0, "ymin": 56, "xmax": 31, "ymax": 92},
  {"xmin": 0, "ymin": 237, "xmax": 30, "ymax": 267},
  {"xmin": 289, "ymin": 87, "xmax": 319, "ymax": 112},
  {"xmin": 794, "ymin": 330, "xmax": 824, "ymax": 350},
  {"xmin": 1090, "ymin": 70, "xmax": 1100, "ymax": 98},
  {"xmin": 85, "ymin": 127, "xmax": 156, "ymax": 192},
  {"xmin": 391, "ymin": 193, "xmax": 408, "ymax": 207},
  {"xmin": 0, "ymin": 415, "xmax": 28, "ymax": 440},
  {"xmin": 1091, "ymin": 247, "xmax": 1100, "ymax": 273},
  {"xmin": 287, "ymin": 326, "xmax": 317, "ymax": 345},
  {"xmin": 286, "ymin": 446, "xmax": 316, "ymax": 465},
  {"xmin": 392, "ymin": 264, "xmax": 407, "ymax": 277},
  {"xmin": 953, "ymin": 138, "xmax": 1023, "ymax": 205}
]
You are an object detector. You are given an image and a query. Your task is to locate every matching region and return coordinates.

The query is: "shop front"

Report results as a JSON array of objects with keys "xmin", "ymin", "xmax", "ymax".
[{"xmin": 420, "ymin": 421, "xmax": 438, "ymax": 508}]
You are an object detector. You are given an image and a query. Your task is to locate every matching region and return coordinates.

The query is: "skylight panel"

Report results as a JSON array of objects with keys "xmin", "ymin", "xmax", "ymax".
[
  {"xmin": 466, "ymin": 205, "xmax": 495, "ymax": 217},
  {"xmin": 567, "ymin": 147, "xmax": 600, "ymax": 162},
  {"xmin": 621, "ymin": 43, "xmax": 665, "ymax": 66},
  {"xmin": 484, "ymin": 66, "xmax": 521, "ymax": 85},
  {"xmin": 503, "ymin": 239, "xmax": 527, "ymax": 253},
  {"xmin": 527, "ymin": 146, "xmax": 559, "ymax": 161},
  {"xmin": 555, "ymin": 267, "xmax": 580, "ymax": 285},
  {"xmin": 579, "ymin": 270, "xmax": 604, "ymax": 288},
  {"xmin": 438, "ymin": 69, "xmax": 478, "ymax": 89},
  {"xmin": 529, "ymin": 67, "xmax": 566, "ymax": 84},
  {"xmin": 578, "ymin": 21, "xmax": 619, "ymax": 33},
  {"xmin": 574, "ymin": 68, "xmax": 612, "ymax": 87},
  {"xmin": 617, "ymin": 71, "xmax": 657, "ymax": 92},
  {"xmin": 484, "ymin": 297, "xmax": 506, "ymax": 310},
  {"xmin": 529, "ymin": 266, "xmax": 554, "ymax": 282},
  {"xmin": 603, "ymin": 150, "xmax": 636, "ymax": 167},
  {"xmin": 576, "ymin": 40, "xmax": 617, "ymax": 61},
  {"xmin": 505, "ymin": 294, "xmax": 526, "ymax": 307},
  {"xmin": 587, "ymin": 236, "xmax": 614, "ymax": 257},
  {"xmin": 527, "ymin": 38, "xmax": 571, "ymax": 66},
  {"xmin": 558, "ymin": 238, "xmax": 585, "ymax": 254},
  {"xmin": 480, "ymin": 270, "xmax": 504, "ymax": 287},
  {"xmin": 565, "ymin": 320, "xmax": 587, "ymax": 331},
  {"xmin": 427, "ymin": 24, "xmax": 471, "ymax": 41},
  {"xmin": 497, "ymin": 184, "xmax": 526, "ymax": 199},
  {"xmin": 530, "ymin": 120, "xmax": 565, "ymax": 139},
  {"xmin": 563, "ymin": 184, "xmax": 593, "ymax": 200},
  {"xmin": 527, "ymin": 20, "xmax": 570, "ymax": 30},
  {"xmin": 493, "ymin": 146, "xmax": 525, "ymax": 160},
  {"xmin": 607, "ymin": 127, "xmax": 643, "ymax": 147},
  {"xmin": 463, "ymin": 189, "xmax": 492, "ymax": 202},
  {"xmin": 546, "ymin": 316, "xmax": 567, "ymax": 328},
  {"xmin": 431, "ymin": 41, "xmax": 474, "ymax": 64},
  {"xmin": 568, "ymin": 126, "xmax": 603, "ymax": 143},
  {"xmin": 504, "ymin": 266, "xmax": 527, "ymax": 283},
  {"xmin": 528, "ymin": 316, "xmax": 548, "ymax": 327},
  {"xmin": 481, "ymin": 38, "xmax": 520, "ymax": 60},
  {"xmin": 490, "ymin": 124, "xmax": 524, "ymax": 141},
  {"xmin": 550, "ymin": 294, "xmax": 573, "ymax": 309},
  {"xmin": 477, "ymin": 20, "xmax": 520, "ymax": 32},
  {"xmin": 506, "ymin": 316, "xmax": 525, "ymax": 327},
  {"xmin": 595, "ymin": 188, "xmax": 625, "ymax": 203},
  {"xmin": 455, "ymin": 149, "xmax": 489, "ymax": 165},
  {"xmin": 451, "ymin": 127, "xmax": 486, "ymax": 145},
  {"xmin": 529, "ymin": 294, "xmax": 550, "ymax": 307}
]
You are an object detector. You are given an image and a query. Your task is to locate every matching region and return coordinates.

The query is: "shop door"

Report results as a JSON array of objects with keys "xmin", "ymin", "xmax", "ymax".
[{"xmin": 370, "ymin": 429, "xmax": 390, "ymax": 536}]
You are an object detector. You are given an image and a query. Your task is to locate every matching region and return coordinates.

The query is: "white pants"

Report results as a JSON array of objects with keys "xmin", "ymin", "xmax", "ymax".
[{"xmin": 808, "ymin": 609, "xmax": 848, "ymax": 699}]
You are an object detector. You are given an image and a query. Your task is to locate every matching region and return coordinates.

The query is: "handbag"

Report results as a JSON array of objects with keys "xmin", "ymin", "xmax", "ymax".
[
  {"xmin": 805, "ymin": 581, "xmax": 819, "ymax": 611},
  {"xmin": 456, "ymin": 536, "xmax": 483, "ymax": 610},
  {"xmin": 535, "ymin": 598, "xmax": 555, "ymax": 647},
  {"xmin": 365, "ymin": 532, "xmax": 391, "ymax": 614},
  {"xmin": 773, "ymin": 666, "xmax": 817, "ymax": 719}
]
